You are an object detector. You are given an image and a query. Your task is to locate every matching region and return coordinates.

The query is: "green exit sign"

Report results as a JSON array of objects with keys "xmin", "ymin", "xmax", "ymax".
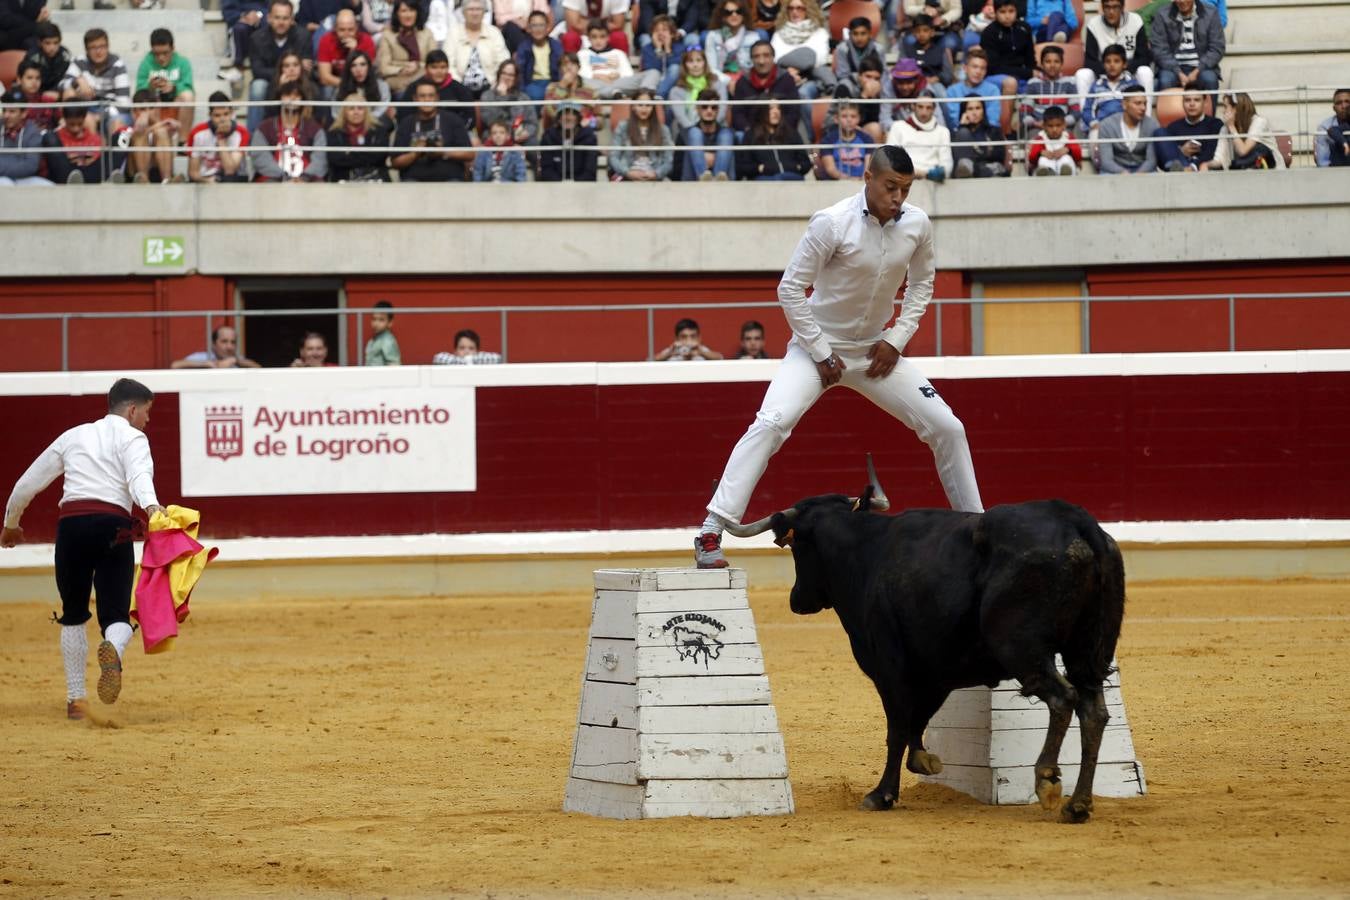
[{"xmin": 143, "ymin": 236, "xmax": 185, "ymax": 267}]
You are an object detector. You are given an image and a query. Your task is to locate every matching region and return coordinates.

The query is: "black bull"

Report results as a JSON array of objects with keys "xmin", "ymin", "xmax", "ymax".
[{"xmin": 740, "ymin": 490, "xmax": 1125, "ymax": 824}]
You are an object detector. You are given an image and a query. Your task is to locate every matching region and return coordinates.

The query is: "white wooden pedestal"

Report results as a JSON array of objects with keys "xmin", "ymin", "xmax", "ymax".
[
  {"xmin": 920, "ymin": 658, "xmax": 1147, "ymax": 805},
  {"xmin": 563, "ymin": 567, "xmax": 795, "ymax": 819}
]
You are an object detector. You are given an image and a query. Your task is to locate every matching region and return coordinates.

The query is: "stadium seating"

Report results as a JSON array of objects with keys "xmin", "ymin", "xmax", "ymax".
[{"xmin": 0, "ymin": 49, "xmax": 22, "ymax": 89}]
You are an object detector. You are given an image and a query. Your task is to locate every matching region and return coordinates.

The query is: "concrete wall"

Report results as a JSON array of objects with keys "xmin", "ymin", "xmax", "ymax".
[{"xmin": 1, "ymin": 169, "xmax": 1346, "ymax": 278}]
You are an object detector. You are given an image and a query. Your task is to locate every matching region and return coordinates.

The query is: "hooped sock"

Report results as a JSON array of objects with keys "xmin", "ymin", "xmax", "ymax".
[{"xmin": 60, "ymin": 624, "xmax": 88, "ymax": 701}]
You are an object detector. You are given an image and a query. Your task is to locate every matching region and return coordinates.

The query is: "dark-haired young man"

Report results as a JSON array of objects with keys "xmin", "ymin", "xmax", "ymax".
[
  {"xmin": 249, "ymin": 79, "xmax": 327, "ymax": 181},
  {"xmin": 22, "ymin": 21, "xmax": 74, "ymax": 98},
  {"xmin": 653, "ymin": 318, "xmax": 724, "ymax": 361},
  {"xmin": 137, "ymin": 28, "xmax": 196, "ymax": 130},
  {"xmin": 694, "ymin": 146, "xmax": 983, "ymax": 568},
  {"xmin": 70, "ymin": 28, "xmax": 133, "ymax": 134},
  {"xmin": 735, "ymin": 320, "xmax": 770, "ymax": 359},
  {"xmin": 2, "ymin": 379, "xmax": 166, "ymax": 720}
]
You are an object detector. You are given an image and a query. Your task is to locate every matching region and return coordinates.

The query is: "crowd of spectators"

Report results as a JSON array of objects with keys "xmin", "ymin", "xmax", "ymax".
[
  {"xmin": 1, "ymin": 0, "xmax": 1345, "ymax": 185},
  {"xmin": 164, "ymin": 305, "xmax": 770, "ymax": 367}
]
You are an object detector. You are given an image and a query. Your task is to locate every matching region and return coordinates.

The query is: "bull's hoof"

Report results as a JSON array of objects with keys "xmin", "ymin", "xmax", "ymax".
[
  {"xmin": 907, "ymin": 750, "xmax": 944, "ymax": 776},
  {"xmin": 859, "ymin": 791, "xmax": 896, "ymax": 812},
  {"xmin": 1034, "ymin": 776, "xmax": 1063, "ymax": 811},
  {"xmin": 1059, "ymin": 799, "xmax": 1092, "ymax": 824}
]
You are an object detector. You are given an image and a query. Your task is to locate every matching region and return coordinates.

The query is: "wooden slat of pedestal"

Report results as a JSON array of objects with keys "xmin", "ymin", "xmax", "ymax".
[{"xmin": 563, "ymin": 777, "xmax": 794, "ymax": 819}]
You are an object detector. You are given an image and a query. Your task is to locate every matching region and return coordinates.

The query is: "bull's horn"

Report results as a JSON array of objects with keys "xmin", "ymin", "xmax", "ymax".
[
  {"xmin": 724, "ymin": 507, "xmax": 796, "ymax": 538},
  {"xmin": 866, "ymin": 453, "xmax": 891, "ymax": 511}
]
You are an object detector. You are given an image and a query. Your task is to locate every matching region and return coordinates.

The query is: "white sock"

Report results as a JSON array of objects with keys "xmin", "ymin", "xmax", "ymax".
[
  {"xmin": 700, "ymin": 512, "xmax": 725, "ymax": 535},
  {"xmin": 60, "ymin": 624, "xmax": 88, "ymax": 701},
  {"xmin": 105, "ymin": 621, "xmax": 134, "ymax": 659}
]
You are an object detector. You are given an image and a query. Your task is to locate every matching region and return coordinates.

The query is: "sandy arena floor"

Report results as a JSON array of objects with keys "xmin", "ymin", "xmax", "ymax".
[{"xmin": 2, "ymin": 580, "xmax": 1349, "ymax": 898}]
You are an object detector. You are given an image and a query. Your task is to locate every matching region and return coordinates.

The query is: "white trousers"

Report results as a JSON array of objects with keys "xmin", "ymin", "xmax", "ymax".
[{"xmin": 707, "ymin": 342, "xmax": 984, "ymax": 523}]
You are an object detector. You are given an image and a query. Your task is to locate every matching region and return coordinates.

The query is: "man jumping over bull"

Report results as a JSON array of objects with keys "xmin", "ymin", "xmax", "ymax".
[{"xmin": 695, "ymin": 145, "xmax": 984, "ymax": 568}]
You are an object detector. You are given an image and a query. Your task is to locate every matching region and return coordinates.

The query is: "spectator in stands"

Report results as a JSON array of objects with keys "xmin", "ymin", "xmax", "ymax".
[
  {"xmin": 361, "ymin": 0, "xmax": 395, "ymax": 36},
  {"xmin": 888, "ymin": 90, "xmax": 951, "ymax": 182},
  {"xmin": 1080, "ymin": 44, "xmax": 1137, "ymax": 137},
  {"xmin": 336, "ymin": 49, "xmax": 391, "ymax": 120},
  {"xmin": 125, "ymin": 88, "xmax": 181, "ymax": 182},
  {"xmin": 391, "ymin": 79, "xmax": 474, "ymax": 180},
  {"xmin": 845, "ymin": 56, "xmax": 887, "ymax": 142},
  {"xmin": 730, "ymin": 40, "xmax": 799, "ymax": 136},
  {"xmin": 1211, "ymin": 91, "xmax": 1283, "ymax": 171},
  {"xmin": 327, "ymin": 91, "xmax": 391, "ymax": 179},
  {"xmin": 1026, "ymin": 0, "xmax": 1076, "ymax": 42},
  {"xmin": 445, "ymin": 0, "xmax": 510, "ymax": 98},
  {"xmin": 669, "ymin": 48, "xmax": 726, "ymax": 137},
  {"xmin": 769, "ymin": 0, "xmax": 833, "ymax": 101},
  {"xmin": 653, "ymin": 318, "xmax": 724, "ymax": 361},
  {"xmin": 638, "ymin": 15, "xmax": 684, "ymax": 99},
  {"xmin": 290, "ymin": 332, "xmax": 333, "ymax": 367},
  {"xmin": 752, "ymin": 0, "xmax": 781, "ymax": 38},
  {"xmin": 24, "ymin": 22, "xmax": 74, "ymax": 99},
  {"xmin": 187, "ymin": 92, "xmax": 250, "ymax": 183},
  {"xmin": 137, "ymin": 29, "xmax": 195, "ymax": 131},
  {"xmin": 681, "ymin": 87, "xmax": 734, "ymax": 181},
  {"xmin": 1149, "ymin": 0, "xmax": 1222, "ymax": 94},
  {"xmin": 902, "ymin": 15, "xmax": 954, "ymax": 90},
  {"xmin": 980, "ymin": 1, "xmax": 1035, "ymax": 104},
  {"xmin": 1027, "ymin": 104, "xmax": 1080, "ymax": 174},
  {"xmin": 298, "ymin": 0, "xmax": 363, "ymax": 55},
  {"xmin": 543, "ymin": 52, "xmax": 597, "ymax": 131},
  {"xmin": 951, "ymin": 96, "xmax": 1006, "ymax": 177},
  {"xmin": 902, "ymin": 0, "xmax": 962, "ymax": 56},
  {"xmin": 879, "ymin": 57, "xmax": 936, "ymax": 133},
  {"xmin": 537, "ymin": 99, "xmax": 597, "ymax": 180},
  {"xmin": 705, "ymin": 4, "xmax": 756, "ymax": 85},
  {"xmin": 516, "ymin": 11, "xmax": 562, "ymax": 102},
  {"xmin": 1314, "ymin": 89, "xmax": 1350, "ymax": 168},
  {"xmin": 15, "ymin": 59, "xmax": 59, "ymax": 132},
  {"xmin": 1154, "ymin": 86, "xmax": 1220, "ymax": 172},
  {"xmin": 1076, "ymin": 0, "xmax": 1153, "ymax": 103},
  {"xmin": 251, "ymin": 80, "xmax": 329, "ymax": 181},
  {"xmin": 45, "ymin": 105, "xmax": 111, "ymax": 185},
  {"xmin": 1097, "ymin": 84, "xmax": 1158, "ymax": 174},
  {"xmin": 221, "ymin": 0, "xmax": 268, "ymax": 84},
  {"xmin": 961, "ymin": 0, "xmax": 995, "ymax": 51},
  {"xmin": 364, "ymin": 301, "xmax": 402, "ymax": 365},
  {"xmin": 557, "ymin": 0, "xmax": 629, "ymax": 55},
  {"xmin": 317, "ymin": 10, "xmax": 378, "ymax": 100},
  {"xmin": 492, "ymin": 0, "xmax": 548, "ymax": 53},
  {"xmin": 610, "ymin": 87, "xmax": 673, "ymax": 181},
  {"xmin": 377, "ymin": 0, "xmax": 435, "ymax": 95},
  {"xmin": 735, "ymin": 320, "xmax": 768, "ymax": 358},
  {"xmin": 578, "ymin": 19, "xmax": 657, "ymax": 99},
  {"xmin": 480, "ymin": 59, "xmax": 538, "ymax": 145},
  {"xmin": 249, "ymin": 1, "xmax": 313, "ymax": 134},
  {"xmin": 1021, "ymin": 43, "xmax": 1078, "ymax": 135},
  {"xmin": 0, "ymin": 88, "xmax": 50, "ymax": 186},
  {"xmin": 433, "ymin": 328, "xmax": 503, "ymax": 364},
  {"xmin": 171, "ymin": 326, "xmax": 261, "ymax": 368},
  {"xmin": 942, "ymin": 48, "xmax": 999, "ymax": 136},
  {"xmin": 818, "ymin": 100, "xmax": 868, "ymax": 181},
  {"xmin": 738, "ymin": 100, "xmax": 811, "ymax": 180},
  {"xmin": 70, "ymin": 29, "xmax": 133, "ymax": 134},
  {"xmin": 0, "ymin": 0, "xmax": 47, "ymax": 53},
  {"xmin": 397, "ymin": 50, "xmax": 475, "ymax": 123},
  {"xmin": 832, "ymin": 16, "xmax": 884, "ymax": 98},
  {"xmin": 472, "ymin": 117, "xmax": 527, "ymax": 180}
]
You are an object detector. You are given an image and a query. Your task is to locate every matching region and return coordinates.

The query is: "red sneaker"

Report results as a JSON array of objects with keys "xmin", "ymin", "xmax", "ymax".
[{"xmin": 694, "ymin": 532, "xmax": 729, "ymax": 569}]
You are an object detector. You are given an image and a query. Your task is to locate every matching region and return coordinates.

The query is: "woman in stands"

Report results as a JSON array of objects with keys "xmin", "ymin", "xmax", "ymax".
[
  {"xmin": 705, "ymin": 0, "xmax": 761, "ymax": 83},
  {"xmin": 272, "ymin": 50, "xmax": 327, "ymax": 125},
  {"xmin": 609, "ymin": 87, "xmax": 674, "ymax": 181},
  {"xmin": 336, "ymin": 49, "xmax": 392, "ymax": 121},
  {"xmin": 327, "ymin": 93, "xmax": 392, "ymax": 181},
  {"xmin": 479, "ymin": 59, "xmax": 539, "ymax": 145},
  {"xmin": 951, "ymin": 97, "xmax": 1008, "ymax": 177},
  {"xmin": 668, "ymin": 48, "xmax": 727, "ymax": 136},
  {"xmin": 737, "ymin": 99, "xmax": 812, "ymax": 180},
  {"xmin": 1211, "ymin": 92, "xmax": 1285, "ymax": 170},
  {"xmin": 377, "ymin": 0, "xmax": 436, "ymax": 95},
  {"xmin": 767, "ymin": 0, "xmax": 834, "ymax": 99}
]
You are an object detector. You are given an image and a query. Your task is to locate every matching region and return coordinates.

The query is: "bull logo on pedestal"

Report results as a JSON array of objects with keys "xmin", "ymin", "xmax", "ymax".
[{"xmin": 662, "ymin": 613, "xmax": 727, "ymax": 669}]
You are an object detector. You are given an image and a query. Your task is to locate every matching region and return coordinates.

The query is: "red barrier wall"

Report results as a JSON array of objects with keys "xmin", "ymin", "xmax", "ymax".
[{"xmin": 3, "ymin": 368, "xmax": 1347, "ymax": 542}]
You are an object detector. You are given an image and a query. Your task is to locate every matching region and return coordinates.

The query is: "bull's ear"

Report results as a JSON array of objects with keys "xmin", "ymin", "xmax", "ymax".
[{"xmin": 769, "ymin": 512, "xmax": 795, "ymax": 548}]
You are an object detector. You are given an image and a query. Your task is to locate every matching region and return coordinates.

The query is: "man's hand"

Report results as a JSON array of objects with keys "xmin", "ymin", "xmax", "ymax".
[
  {"xmin": 145, "ymin": 504, "xmax": 166, "ymax": 519},
  {"xmin": 815, "ymin": 353, "xmax": 845, "ymax": 387},
  {"xmin": 865, "ymin": 341, "xmax": 899, "ymax": 379},
  {"xmin": 0, "ymin": 526, "xmax": 23, "ymax": 548}
]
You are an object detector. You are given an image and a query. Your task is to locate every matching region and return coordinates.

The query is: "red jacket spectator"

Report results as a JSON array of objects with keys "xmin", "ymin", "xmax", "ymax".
[{"xmin": 316, "ymin": 29, "xmax": 377, "ymax": 79}]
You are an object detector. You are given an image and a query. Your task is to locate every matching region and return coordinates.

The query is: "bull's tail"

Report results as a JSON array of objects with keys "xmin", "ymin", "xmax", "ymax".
[{"xmin": 1069, "ymin": 520, "xmax": 1126, "ymax": 687}]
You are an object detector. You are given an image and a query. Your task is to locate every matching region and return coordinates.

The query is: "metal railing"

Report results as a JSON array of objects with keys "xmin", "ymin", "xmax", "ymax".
[{"xmin": 3, "ymin": 291, "xmax": 1348, "ymax": 370}]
